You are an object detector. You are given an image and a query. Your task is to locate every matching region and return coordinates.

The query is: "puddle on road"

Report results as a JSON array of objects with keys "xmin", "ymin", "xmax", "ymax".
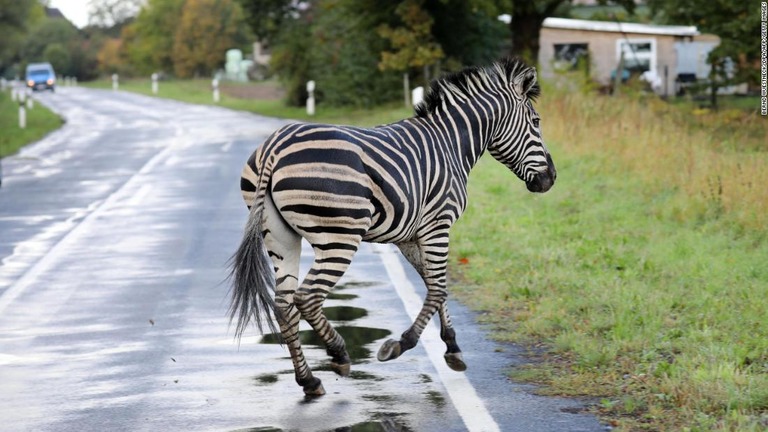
[
  {"xmin": 347, "ymin": 370, "xmax": 385, "ymax": 382},
  {"xmin": 252, "ymin": 281, "xmax": 415, "ymax": 432},
  {"xmin": 424, "ymin": 390, "xmax": 447, "ymax": 408},
  {"xmin": 230, "ymin": 428, "xmax": 283, "ymax": 432},
  {"xmin": 324, "ymin": 417, "xmax": 413, "ymax": 432},
  {"xmin": 253, "ymin": 373, "xmax": 279, "ymax": 385},
  {"xmin": 231, "ymin": 417, "xmax": 412, "ymax": 432},
  {"xmin": 328, "ymin": 292, "xmax": 358, "ymax": 300},
  {"xmin": 260, "ymin": 303, "xmax": 389, "ymax": 361},
  {"xmin": 324, "ymin": 306, "xmax": 367, "ymax": 321},
  {"xmin": 261, "ymin": 326, "xmax": 391, "ymax": 361}
]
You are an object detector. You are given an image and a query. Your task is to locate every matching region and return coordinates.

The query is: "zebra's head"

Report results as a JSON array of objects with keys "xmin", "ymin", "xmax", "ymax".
[{"xmin": 489, "ymin": 59, "xmax": 557, "ymax": 193}]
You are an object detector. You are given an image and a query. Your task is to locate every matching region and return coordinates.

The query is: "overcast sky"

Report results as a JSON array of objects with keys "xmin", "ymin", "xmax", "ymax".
[{"xmin": 49, "ymin": 0, "xmax": 90, "ymax": 28}]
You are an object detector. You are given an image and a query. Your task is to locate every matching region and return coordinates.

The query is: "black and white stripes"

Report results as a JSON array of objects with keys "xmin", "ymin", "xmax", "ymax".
[{"xmin": 230, "ymin": 57, "xmax": 556, "ymax": 395}]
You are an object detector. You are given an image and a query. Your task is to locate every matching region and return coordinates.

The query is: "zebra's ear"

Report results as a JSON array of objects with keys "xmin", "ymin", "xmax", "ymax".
[{"xmin": 512, "ymin": 67, "xmax": 538, "ymax": 99}]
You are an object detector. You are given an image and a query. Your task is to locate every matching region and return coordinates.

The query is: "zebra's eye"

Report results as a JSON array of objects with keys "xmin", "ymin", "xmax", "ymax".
[{"xmin": 532, "ymin": 118, "xmax": 540, "ymax": 128}]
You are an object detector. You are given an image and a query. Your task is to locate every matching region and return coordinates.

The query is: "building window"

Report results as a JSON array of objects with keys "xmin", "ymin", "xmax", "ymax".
[
  {"xmin": 616, "ymin": 38, "xmax": 657, "ymax": 74},
  {"xmin": 553, "ymin": 43, "xmax": 589, "ymax": 70}
]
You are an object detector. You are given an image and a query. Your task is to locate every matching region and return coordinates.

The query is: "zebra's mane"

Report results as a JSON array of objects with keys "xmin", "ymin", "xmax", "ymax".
[{"xmin": 414, "ymin": 57, "xmax": 540, "ymax": 118}]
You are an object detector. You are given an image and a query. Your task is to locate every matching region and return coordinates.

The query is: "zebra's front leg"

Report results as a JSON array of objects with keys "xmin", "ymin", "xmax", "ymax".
[
  {"xmin": 378, "ymin": 238, "xmax": 460, "ymax": 365},
  {"xmin": 380, "ymin": 239, "xmax": 466, "ymax": 370},
  {"xmin": 439, "ymin": 302, "xmax": 467, "ymax": 371},
  {"xmin": 376, "ymin": 287, "xmax": 446, "ymax": 362}
]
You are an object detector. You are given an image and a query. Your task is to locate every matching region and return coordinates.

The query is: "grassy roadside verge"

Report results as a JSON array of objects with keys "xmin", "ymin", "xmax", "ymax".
[
  {"xmin": 449, "ymin": 86, "xmax": 768, "ymax": 430},
  {"xmin": 82, "ymin": 78, "xmax": 413, "ymax": 127},
  {"xmin": 0, "ymin": 90, "xmax": 63, "ymax": 158}
]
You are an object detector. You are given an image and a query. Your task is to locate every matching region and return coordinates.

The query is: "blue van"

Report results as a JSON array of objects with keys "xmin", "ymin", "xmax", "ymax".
[{"xmin": 26, "ymin": 62, "xmax": 56, "ymax": 92}]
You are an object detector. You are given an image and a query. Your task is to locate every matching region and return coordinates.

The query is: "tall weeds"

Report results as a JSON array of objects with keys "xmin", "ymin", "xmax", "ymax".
[{"xmin": 538, "ymin": 83, "xmax": 768, "ymax": 232}]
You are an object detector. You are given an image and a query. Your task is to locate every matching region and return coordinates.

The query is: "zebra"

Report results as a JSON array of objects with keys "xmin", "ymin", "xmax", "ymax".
[{"xmin": 230, "ymin": 57, "xmax": 556, "ymax": 396}]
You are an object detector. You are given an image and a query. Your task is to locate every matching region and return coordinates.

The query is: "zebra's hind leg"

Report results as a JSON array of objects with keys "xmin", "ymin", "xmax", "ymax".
[
  {"xmin": 263, "ymin": 195, "xmax": 325, "ymax": 396},
  {"xmin": 294, "ymin": 242, "xmax": 360, "ymax": 378}
]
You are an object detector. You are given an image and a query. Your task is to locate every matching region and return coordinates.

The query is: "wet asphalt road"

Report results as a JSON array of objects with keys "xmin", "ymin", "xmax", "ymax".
[{"xmin": 0, "ymin": 87, "xmax": 607, "ymax": 432}]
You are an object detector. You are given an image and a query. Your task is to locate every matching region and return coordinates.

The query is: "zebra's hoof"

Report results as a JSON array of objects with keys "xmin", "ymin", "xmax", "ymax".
[
  {"xmin": 330, "ymin": 360, "xmax": 351, "ymax": 377},
  {"xmin": 377, "ymin": 339, "xmax": 401, "ymax": 362},
  {"xmin": 302, "ymin": 378, "xmax": 326, "ymax": 396},
  {"xmin": 444, "ymin": 352, "xmax": 467, "ymax": 372}
]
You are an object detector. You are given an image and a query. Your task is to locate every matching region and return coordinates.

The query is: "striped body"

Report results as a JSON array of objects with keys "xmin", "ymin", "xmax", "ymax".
[
  {"xmin": 241, "ymin": 119, "xmax": 475, "ymax": 245},
  {"xmin": 230, "ymin": 57, "xmax": 557, "ymax": 395}
]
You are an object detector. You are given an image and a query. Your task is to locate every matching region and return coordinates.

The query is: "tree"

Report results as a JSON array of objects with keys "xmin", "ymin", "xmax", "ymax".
[
  {"xmin": 378, "ymin": 0, "xmax": 445, "ymax": 75},
  {"xmin": 20, "ymin": 15, "xmax": 86, "ymax": 78},
  {"xmin": 430, "ymin": 0, "xmax": 509, "ymax": 67},
  {"xmin": 0, "ymin": 0, "xmax": 44, "ymax": 77},
  {"xmin": 645, "ymin": 0, "xmax": 761, "ymax": 106},
  {"xmin": 269, "ymin": 10, "xmax": 313, "ymax": 106},
  {"xmin": 43, "ymin": 43, "xmax": 71, "ymax": 73},
  {"xmin": 309, "ymin": 0, "xmax": 402, "ymax": 107},
  {"xmin": 96, "ymin": 38, "xmax": 128, "ymax": 74},
  {"xmin": 237, "ymin": 0, "xmax": 298, "ymax": 43},
  {"xmin": 172, "ymin": 0, "xmax": 252, "ymax": 78},
  {"xmin": 87, "ymin": 0, "xmax": 143, "ymax": 28},
  {"xmin": 378, "ymin": 0, "xmax": 508, "ymax": 82},
  {"xmin": 122, "ymin": 0, "xmax": 185, "ymax": 74}
]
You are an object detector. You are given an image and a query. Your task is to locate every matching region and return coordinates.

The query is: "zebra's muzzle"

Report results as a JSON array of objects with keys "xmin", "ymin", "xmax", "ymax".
[{"xmin": 525, "ymin": 154, "xmax": 556, "ymax": 193}]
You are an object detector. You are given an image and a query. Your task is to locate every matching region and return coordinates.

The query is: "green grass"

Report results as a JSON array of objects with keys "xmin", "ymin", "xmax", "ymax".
[
  {"xmin": 0, "ymin": 90, "xmax": 63, "ymax": 158},
  {"xmin": 82, "ymin": 78, "xmax": 413, "ymax": 127},
  {"xmin": 449, "ymin": 87, "xmax": 768, "ymax": 430}
]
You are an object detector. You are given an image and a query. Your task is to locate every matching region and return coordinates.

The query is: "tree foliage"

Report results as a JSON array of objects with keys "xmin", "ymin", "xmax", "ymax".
[
  {"xmin": 377, "ymin": 0, "xmax": 444, "ymax": 71},
  {"xmin": 123, "ymin": 0, "xmax": 185, "ymax": 74},
  {"xmin": 309, "ymin": 0, "xmax": 402, "ymax": 106},
  {"xmin": 0, "ymin": 0, "xmax": 44, "ymax": 77},
  {"xmin": 87, "ymin": 0, "xmax": 143, "ymax": 28},
  {"xmin": 262, "ymin": 0, "xmax": 509, "ymax": 107},
  {"xmin": 269, "ymin": 12, "xmax": 313, "ymax": 106},
  {"xmin": 237, "ymin": 0, "xmax": 298, "ymax": 42},
  {"xmin": 430, "ymin": 1, "xmax": 509, "ymax": 67},
  {"xmin": 22, "ymin": 18, "xmax": 79, "ymax": 62},
  {"xmin": 20, "ymin": 16, "xmax": 92, "ymax": 77},
  {"xmin": 645, "ymin": 0, "xmax": 761, "ymax": 86},
  {"xmin": 271, "ymin": 0, "xmax": 401, "ymax": 107},
  {"xmin": 172, "ymin": 0, "xmax": 252, "ymax": 78}
]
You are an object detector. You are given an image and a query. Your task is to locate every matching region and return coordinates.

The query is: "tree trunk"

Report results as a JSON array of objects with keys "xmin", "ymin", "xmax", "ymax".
[{"xmin": 509, "ymin": 13, "xmax": 546, "ymax": 65}]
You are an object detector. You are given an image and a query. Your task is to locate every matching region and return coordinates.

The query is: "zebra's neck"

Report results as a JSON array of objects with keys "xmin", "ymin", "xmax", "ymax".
[{"xmin": 413, "ymin": 98, "xmax": 497, "ymax": 178}]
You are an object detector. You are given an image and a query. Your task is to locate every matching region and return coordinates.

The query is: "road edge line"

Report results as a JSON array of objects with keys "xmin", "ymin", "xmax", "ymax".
[
  {"xmin": 0, "ymin": 141, "xmax": 178, "ymax": 314},
  {"xmin": 373, "ymin": 243, "xmax": 501, "ymax": 432}
]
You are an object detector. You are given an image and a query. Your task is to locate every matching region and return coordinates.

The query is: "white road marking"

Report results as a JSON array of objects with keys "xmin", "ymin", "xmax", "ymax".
[
  {"xmin": 373, "ymin": 243, "xmax": 501, "ymax": 432},
  {"xmin": 127, "ymin": 184, "xmax": 153, "ymax": 207},
  {"xmin": 0, "ymin": 139, "xmax": 179, "ymax": 315}
]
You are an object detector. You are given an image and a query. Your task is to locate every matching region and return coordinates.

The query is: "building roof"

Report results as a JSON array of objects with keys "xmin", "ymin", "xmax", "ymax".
[{"xmin": 543, "ymin": 17, "xmax": 699, "ymax": 37}]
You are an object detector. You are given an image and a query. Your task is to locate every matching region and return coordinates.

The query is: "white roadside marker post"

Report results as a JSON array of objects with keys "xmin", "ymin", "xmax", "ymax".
[
  {"xmin": 306, "ymin": 80, "xmax": 315, "ymax": 116},
  {"xmin": 412, "ymin": 86, "xmax": 424, "ymax": 108},
  {"xmin": 18, "ymin": 90, "xmax": 27, "ymax": 129}
]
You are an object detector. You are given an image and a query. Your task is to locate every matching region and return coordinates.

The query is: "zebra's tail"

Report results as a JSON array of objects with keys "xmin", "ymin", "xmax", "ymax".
[{"xmin": 228, "ymin": 161, "xmax": 281, "ymax": 342}]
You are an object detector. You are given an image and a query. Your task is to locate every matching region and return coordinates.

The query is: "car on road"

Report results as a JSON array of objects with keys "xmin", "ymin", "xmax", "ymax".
[{"xmin": 26, "ymin": 63, "xmax": 56, "ymax": 92}]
